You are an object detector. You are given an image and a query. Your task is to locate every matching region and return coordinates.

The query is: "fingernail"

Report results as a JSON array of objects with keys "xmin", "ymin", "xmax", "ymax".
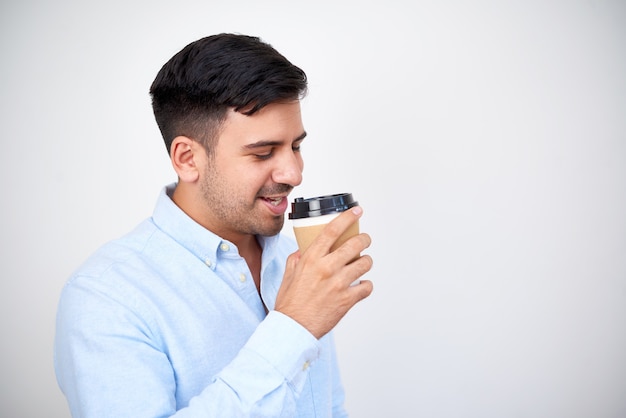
[{"xmin": 351, "ymin": 206, "xmax": 362, "ymax": 216}]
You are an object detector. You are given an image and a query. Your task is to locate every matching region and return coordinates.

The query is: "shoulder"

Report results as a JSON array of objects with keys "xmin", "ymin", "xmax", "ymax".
[{"xmin": 66, "ymin": 219, "xmax": 158, "ymax": 283}]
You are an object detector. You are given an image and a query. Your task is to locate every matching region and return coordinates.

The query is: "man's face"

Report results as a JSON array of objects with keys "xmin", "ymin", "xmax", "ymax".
[{"xmin": 199, "ymin": 100, "xmax": 306, "ymax": 242}]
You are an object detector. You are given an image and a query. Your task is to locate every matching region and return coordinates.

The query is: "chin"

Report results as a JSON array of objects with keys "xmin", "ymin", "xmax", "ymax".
[{"xmin": 260, "ymin": 217, "xmax": 284, "ymax": 237}]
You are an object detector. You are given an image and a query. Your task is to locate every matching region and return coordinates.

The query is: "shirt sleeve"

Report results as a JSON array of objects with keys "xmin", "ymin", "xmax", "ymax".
[
  {"xmin": 181, "ymin": 311, "xmax": 321, "ymax": 417},
  {"xmin": 54, "ymin": 277, "xmax": 321, "ymax": 418}
]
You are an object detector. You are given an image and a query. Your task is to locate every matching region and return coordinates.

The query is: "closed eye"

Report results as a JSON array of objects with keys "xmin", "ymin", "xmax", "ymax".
[
  {"xmin": 246, "ymin": 132, "xmax": 306, "ymax": 160},
  {"xmin": 255, "ymin": 145, "xmax": 300, "ymax": 160},
  {"xmin": 254, "ymin": 149, "xmax": 274, "ymax": 160}
]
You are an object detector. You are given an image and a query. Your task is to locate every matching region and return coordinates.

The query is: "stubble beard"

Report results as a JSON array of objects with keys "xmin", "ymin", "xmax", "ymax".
[{"xmin": 200, "ymin": 166, "xmax": 290, "ymax": 238}]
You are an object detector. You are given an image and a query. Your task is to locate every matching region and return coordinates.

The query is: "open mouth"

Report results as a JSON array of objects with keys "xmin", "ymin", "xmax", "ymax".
[{"xmin": 263, "ymin": 197, "xmax": 284, "ymax": 206}]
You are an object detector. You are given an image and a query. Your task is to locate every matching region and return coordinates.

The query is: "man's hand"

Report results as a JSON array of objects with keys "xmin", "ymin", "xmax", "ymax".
[{"xmin": 275, "ymin": 206, "xmax": 374, "ymax": 339}]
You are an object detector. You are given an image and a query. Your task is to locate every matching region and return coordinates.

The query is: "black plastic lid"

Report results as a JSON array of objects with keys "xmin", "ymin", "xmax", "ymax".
[{"xmin": 288, "ymin": 193, "xmax": 358, "ymax": 219}]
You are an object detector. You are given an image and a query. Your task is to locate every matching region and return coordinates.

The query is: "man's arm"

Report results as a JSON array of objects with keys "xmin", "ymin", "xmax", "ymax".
[{"xmin": 54, "ymin": 280, "xmax": 319, "ymax": 418}]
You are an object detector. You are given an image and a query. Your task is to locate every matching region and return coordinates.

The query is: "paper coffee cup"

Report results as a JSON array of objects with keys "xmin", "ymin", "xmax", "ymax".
[{"xmin": 289, "ymin": 193, "xmax": 361, "ymax": 285}]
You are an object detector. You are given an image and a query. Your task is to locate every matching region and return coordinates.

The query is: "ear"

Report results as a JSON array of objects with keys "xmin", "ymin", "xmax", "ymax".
[{"xmin": 170, "ymin": 136, "xmax": 202, "ymax": 183}]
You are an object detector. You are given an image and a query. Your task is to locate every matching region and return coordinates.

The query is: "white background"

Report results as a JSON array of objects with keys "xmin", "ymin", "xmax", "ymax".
[{"xmin": 2, "ymin": 1, "xmax": 625, "ymax": 417}]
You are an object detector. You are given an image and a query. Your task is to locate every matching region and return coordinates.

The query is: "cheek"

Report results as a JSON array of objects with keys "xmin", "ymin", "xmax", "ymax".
[{"xmin": 236, "ymin": 165, "xmax": 270, "ymax": 189}]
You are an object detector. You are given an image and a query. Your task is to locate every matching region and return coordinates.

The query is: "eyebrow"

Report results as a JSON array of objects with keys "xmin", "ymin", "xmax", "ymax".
[{"xmin": 244, "ymin": 131, "xmax": 307, "ymax": 149}]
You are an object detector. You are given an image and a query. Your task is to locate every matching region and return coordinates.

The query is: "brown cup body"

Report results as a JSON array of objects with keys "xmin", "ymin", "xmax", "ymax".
[{"xmin": 292, "ymin": 213, "xmax": 360, "ymax": 253}]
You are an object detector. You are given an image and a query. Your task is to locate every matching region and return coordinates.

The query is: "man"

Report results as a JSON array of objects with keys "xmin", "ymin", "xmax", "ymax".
[{"xmin": 54, "ymin": 33, "xmax": 373, "ymax": 417}]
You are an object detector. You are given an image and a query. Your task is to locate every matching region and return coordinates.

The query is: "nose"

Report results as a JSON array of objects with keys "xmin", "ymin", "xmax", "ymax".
[{"xmin": 272, "ymin": 150, "xmax": 303, "ymax": 187}]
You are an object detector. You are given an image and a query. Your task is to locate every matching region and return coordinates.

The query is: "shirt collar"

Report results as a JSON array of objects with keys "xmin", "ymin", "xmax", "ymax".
[{"xmin": 151, "ymin": 183, "xmax": 280, "ymax": 267}]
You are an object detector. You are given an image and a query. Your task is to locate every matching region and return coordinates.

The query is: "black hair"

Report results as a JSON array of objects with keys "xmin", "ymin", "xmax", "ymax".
[{"xmin": 150, "ymin": 33, "xmax": 308, "ymax": 154}]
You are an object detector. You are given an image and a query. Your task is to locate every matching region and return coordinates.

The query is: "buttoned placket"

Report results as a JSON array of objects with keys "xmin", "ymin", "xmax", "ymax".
[{"xmin": 217, "ymin": 240, "xmax": 266, "ymax": 320}]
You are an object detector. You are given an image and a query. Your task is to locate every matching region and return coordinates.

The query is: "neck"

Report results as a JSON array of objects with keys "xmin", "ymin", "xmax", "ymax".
[
  {"xmin": 239, "ymin": 235, "xmax": 263, "ymax": 294},
  {"xmin": 171, "ymin": 182, "xmax": 264, "ymax": 292}
]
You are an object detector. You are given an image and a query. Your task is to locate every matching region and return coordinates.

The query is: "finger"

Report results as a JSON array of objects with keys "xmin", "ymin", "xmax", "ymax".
[
  {"xmin": 339, "ymin": 253, "xmax": 373, "ymax": 287},
  {"xmin": 348, "ymin": 278, "xmax": 374, "ymax": 301},
  {"xmin": 308, "ymin": 206, "xmax": 363, "ymax": 256},
  {"xmin": 328, "ymin": 232, "xmax": 371, "ymax": 266}
]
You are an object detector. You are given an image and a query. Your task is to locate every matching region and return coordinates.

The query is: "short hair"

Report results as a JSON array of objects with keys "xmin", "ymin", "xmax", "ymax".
[{"xmin": 149, "ymin": 33, "xmax": 308, "ymax": 154}]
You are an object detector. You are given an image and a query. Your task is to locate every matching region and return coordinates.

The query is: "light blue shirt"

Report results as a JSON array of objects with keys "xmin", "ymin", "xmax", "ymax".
[{"xmin": 54, "ymin": 184, "xmax": 348, "ymax": 417}]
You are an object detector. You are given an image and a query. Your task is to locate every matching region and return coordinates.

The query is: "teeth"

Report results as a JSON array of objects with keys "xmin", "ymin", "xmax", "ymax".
[{"xmin": 268, "ymin": 197, "xmax": 282, "ymax": 206}]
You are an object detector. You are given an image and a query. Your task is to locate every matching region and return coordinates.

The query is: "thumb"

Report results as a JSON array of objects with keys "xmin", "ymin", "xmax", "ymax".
[
  {"xmin": 285, "ymin": 250, "xmax": 301, "ymax": 276},
  {"xmin": 275, "ymin": 250, "xmax": 301, "ymax": 309}
]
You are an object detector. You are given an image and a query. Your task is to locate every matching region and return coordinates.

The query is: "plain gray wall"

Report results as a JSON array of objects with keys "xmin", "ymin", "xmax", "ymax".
[{"xmin": 2, "ymin": 1, "xmax": 625, "ymax": 417}]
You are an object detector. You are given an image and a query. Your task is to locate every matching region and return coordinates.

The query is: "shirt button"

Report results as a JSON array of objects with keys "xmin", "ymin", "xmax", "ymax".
[
  {"xmin": 239, "ymin": 273, "xmax": 247, "ymax": 283},
  {"xmin": 220, "ymin": 243, "xmax": 230, "ymax": 252},
  {"xmin": 302, "ymin": 361, "xmax": 310, "ymax": 371},
  {"xmin": 205, "ymin": 259, "xmax": 212, "ymax": 267}
]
